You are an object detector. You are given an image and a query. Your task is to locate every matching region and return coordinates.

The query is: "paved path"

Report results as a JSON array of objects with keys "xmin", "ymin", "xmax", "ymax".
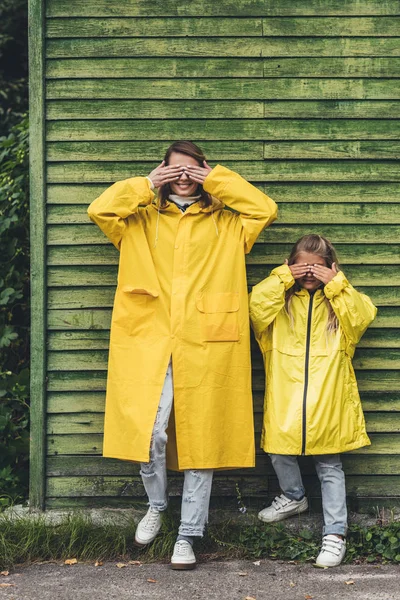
[{"xmin": 0, "ymin": 559, "xmax": 399, "ymax": 600}]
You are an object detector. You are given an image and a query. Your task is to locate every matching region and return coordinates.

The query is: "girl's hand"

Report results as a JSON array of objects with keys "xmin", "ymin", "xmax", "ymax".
[
  {"xmin": 285, "ymin": 259, "xmax": 309, "ymax": 280},
  {"xmin": 309, "ymin": 262, "xmax": 338, "ymax": 285},
  {"xmin": 183, "ymin": 161, "xmax": 212, "ymax": 184},
  {"xmin": 148, "ymin": 161, "xmax": 184, "ymax": 188}
]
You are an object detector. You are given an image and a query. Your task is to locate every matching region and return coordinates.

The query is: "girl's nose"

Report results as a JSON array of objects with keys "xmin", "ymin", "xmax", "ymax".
[{"xmin": 179, "ymin": 169, "xmax": 190, "ymax": 181}]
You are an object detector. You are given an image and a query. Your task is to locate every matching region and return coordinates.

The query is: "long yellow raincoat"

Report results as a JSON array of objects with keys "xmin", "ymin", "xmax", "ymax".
[
  {"xmin": 88, "ymin": 165, "xmax": 277, "ymax": 469},
  {"xmin": 249, "ymin": 264, "xmax": 377, "ymax": 455}
]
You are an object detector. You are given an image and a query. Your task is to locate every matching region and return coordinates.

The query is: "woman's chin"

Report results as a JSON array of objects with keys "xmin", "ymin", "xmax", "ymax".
[{"xmin": 171, "ymin": 185, "xmax": 198, "ymax": 197}]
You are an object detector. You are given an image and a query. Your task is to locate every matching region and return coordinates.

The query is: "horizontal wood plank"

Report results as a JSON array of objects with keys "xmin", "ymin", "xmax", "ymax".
[
  {"xmin": 46, "ymin": 100, "xmax": 400, "ymax": 120},
  {"xmin": 46, "ymin": 78, "xmax": 400, "ymax": 100},
  {"xmin": 45, "ymin": 1, "xmax": 400, "ymax": 18},
  {"xmin": 46, "ymin": 38, "xmax": 400, "ymax": 58},
  {"xmin": 47, "ymin": 140, "xmax": 400, "ymax": 162},
  {"xmin": 47, "ymin": 119, "xmax": 400, "ymax": 141}
]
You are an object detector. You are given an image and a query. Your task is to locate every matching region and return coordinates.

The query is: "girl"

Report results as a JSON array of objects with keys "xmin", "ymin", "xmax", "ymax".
[
  {"xmin": 88, "ymin": 141, "xmax": 277, "ymax": 570},
  {"xmin": 249, "ymin": 235, "xmax": 377, "ymax": 568}
]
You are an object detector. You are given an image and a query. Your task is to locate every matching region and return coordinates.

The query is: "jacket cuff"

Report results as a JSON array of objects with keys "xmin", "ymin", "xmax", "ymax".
[
  {"xmin": 202, "ymin": 164, "xmax": 230, "ymax": 195},
  {"xmin": 324, "ymin": 270, "xmax": 349, "ymax": 299},
  {"xmin": 270, "ymin": 264, "xmax": 295, "ymax": 290}
]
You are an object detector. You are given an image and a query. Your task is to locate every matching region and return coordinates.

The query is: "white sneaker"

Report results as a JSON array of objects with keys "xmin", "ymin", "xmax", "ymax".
[
  {"xmin": 315, "ymin": 535, "xmax": 346, "ymax": 568},
  {"xmin": 258, "ymin": 494, "xmax": 308, "ymax": 523},
  {"xmin": 170, "ymin": 540, "xmax": 196, "ymax": 570},
  {"xmin": 134, "ymin": 507, "xmax": 163, "ymax": 547}
]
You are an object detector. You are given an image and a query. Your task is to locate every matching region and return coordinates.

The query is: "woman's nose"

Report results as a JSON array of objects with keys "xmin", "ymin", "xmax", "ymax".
[{"xmin": 179, "ymin": 169, "xmax": 190, "ymax": 181}]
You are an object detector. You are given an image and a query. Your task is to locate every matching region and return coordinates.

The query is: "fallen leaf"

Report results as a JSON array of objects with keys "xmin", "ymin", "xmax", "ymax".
[
  {"xmin": 116, "ymin": 563, "xmax": 127, "ymax": 568},
  {"xmin": 245, "ymin": 596, "xmax": 256, "ymax": 600},
  {"xmin": 147, "ymin": 578, "xmax": 157, "ymax": 583},
  {"xmin": 305, "ymin": 595, "xmax": 313, "ymax": 599},
  {"xmin": 238, "ymin": 572, "xmax": 248, "ymax": 577},
  {"xmin": 345, "ymin": 581, "xmax": 355, "ymax": 585},
  {"xmin": 253, "ymin": 560, "xmax": 261, "ymax": 566},
  {"xmin": 94, "ymin": 561, "xmax": 103, "ymax": 567},
  {"xmin": 0, "ymin": 583, "xmax": 15, "ymax": 588},
  {"xmin": 128, "ymin": 560, "xmax": 142, "ymax": 566},
  {"xmin": 0, "ymin": 572, "xmax": 9, "ymax": 577},
  {"xmin": 64, "ymin": 558, "xmax": 77, "ymax": 566},
  {"xmin": 289, "ymin": 581, "xmax": 296, "ymax": 588}
]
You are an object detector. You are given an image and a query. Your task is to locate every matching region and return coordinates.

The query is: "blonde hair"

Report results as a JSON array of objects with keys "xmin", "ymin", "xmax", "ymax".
[{"xmin": 285, "ymin": 235, "xmax": 339, "ymax": 333}]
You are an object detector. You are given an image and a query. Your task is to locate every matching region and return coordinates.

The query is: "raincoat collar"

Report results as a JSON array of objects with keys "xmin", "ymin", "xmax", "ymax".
[{"xmin": 151, "ymin": 195, "xmax": 224, "ymax": 215}]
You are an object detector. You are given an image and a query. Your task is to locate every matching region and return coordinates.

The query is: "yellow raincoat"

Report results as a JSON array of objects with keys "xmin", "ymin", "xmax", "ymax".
[
  {"xmin": 249, "ymin": 264, "xmax": 377, "ymax": 455},
  {"xmin": 88, "ymin": 165, "xmax": 277, "ymax": 469}
]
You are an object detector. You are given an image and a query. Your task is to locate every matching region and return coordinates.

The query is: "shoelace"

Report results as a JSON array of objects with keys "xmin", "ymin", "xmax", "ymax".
[
  {"xmin": 175, "ymin": 541, "xmax": 191, "ymax": 556},
  {"xmin": 271, "ymin": 494, "xmax": 290, "ymax": 510},
  {"xmin": 143, "ymin": 510, "xmax": 160, "ymax": 532},
  {"xmin": 321, "ymin": 537, "xmax": 343, "ymax": 556}
]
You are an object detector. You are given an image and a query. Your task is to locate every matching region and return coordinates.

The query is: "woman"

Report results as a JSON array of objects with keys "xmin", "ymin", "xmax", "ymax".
[{"xmin": 87, "ymin": 141, "xmax": 277, "ymax": 569}]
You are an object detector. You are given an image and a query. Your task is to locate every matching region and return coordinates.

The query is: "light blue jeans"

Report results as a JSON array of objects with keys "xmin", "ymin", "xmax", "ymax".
[
  {"xmin": 269, "ymin": 453, "xmax": 348, "ymax": 537},
  {"xmin": 140, "ymin": 361, "xmax": 214, "ymax": 537}
]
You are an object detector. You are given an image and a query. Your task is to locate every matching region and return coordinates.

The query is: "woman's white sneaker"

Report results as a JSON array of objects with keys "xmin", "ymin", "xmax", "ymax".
[
  {"xmin": 170, "ymin": 540, "xmax": 196, "ymax": 570},
  {"xmin": 258, "ymin": 494, "xmax": 308, "ymax": 523},
  {"xmin": 315, "ymin": 535, "xmax": 346, "ymax": 568},
  {"xmin": 134, "ymin": 507, "xmax": 162, "ymax": 546}
]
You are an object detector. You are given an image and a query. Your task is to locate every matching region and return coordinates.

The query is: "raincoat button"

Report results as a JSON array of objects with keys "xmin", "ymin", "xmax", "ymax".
[{"xmin": 174, "ymin": 245, "xmax": 179, "ymax": 249}]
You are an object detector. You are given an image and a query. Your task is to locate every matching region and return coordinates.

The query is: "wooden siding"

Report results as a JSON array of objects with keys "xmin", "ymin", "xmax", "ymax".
[{"xmin": 30, "ymin": 0, "xmax": 400, "ymax": 510}]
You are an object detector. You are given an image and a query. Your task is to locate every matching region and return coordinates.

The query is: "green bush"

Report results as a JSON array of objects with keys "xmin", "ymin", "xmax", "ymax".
[{"xmin": 0, "ymin": 115, "xmax": 29, "ymax": 509}]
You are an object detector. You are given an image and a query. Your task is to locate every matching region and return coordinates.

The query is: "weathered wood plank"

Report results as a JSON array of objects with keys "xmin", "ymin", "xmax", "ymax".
[
  {"xmin": 46, "ymin": 264, "xmax": 400, "ymax": 288},
  {"xmin": 46, "ymin": 100, "xmax": 400, "ymax": 120},
  {"xmin": 45, "ymin": 368, "xmax": 400, "ymax": 393},
  {"xmin": 47, "ymin": 141, "xmax": 264, "ymax": 162},
  {"xmin": 47, "ymin": 57, "xmax": 263, "ymax": 79},
  {"xmin": 46, "ymin": 329, "xmax": 400, "ymax": 354},
  {"xmin": 46, "ymin": 183, "xmax": 400, "ymax": 205},
  {"xmin": 46, "ymin": 432, "xmax": 400, "ymax": 457},
  {"xmin": 47, "ymin": 119, "xmax": 400, "ymax": 141},
  {"xmin": 46, "ymin": 17, "xmax": 263, "ymax": 38},
  {"xmin": 46, "ymin": 349, "xmax": 400, "ymax": 374},
  {"xmin": 46, "ymin": 390, "xmax": 400, "ymax": 414},
  {"xmin": 46, "ymin": 202, "xmax": 400, "ymax": 226},
  {"xmin": 47, "ymin": 224, "xmax": 400, "ymax": 246},
  {"xmin": 47, "ymin": 161, "xmax": 400, "ymax": 184},
  {"xmin": 263, "ymin": 141, "xmax": 400, "ymax": 160},
  {"xmin": 47, "ymin": 243, "xmax": 400, "ymax": 267},
  {"xmin": 45, "ymin": 474, "xmax": 400, "ymax": 498},
  {"xmin": 46, "ymin": 38, "xmax": 400, "ymax": 58},
  {"xmin": 46, "ymin": 78, "xmax": 400, "ymax": 100},
  {"xmin": 45, "ymin": 454, "xmax": 400, "ymax": 477},
  {"xmin": 46, "ymin": 286, "xmax": 399, "ymax": 310},
  {"xmin": 263, "ymin": 58, "xmax": 400, "ymax": 77},
  {"xmin": 47, "ymin": 140, "xmax": 400, "ymax": 162},
  {"xmin": 45, "ymin": 1, "xmax": 400, "ymax": 18},
  {"xmin": 46, "ymin": 17, "xmax": 400, "ymax": 38}
]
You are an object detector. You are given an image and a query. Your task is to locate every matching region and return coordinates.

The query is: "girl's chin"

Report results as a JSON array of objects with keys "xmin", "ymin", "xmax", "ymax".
[{"xmin": 171, "ymin": 186, "xmax": 198, "ymax": 196}]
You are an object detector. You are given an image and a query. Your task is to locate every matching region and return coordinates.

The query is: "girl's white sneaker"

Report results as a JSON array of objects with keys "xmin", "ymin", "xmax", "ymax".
[
  {"xmin": 170, "ymin": 540, "xmax": 196, "ymax": 570},
  {"xmin": 134, "ymin": 507, "xmax": 162, "ymax": 546},
  {"xmin": 258, "ymin": 494, "xmax": 308, "ymax": 523},
  {"xmin": 315, "ymin": 535, "xmax": 346, "ymax": 568}
]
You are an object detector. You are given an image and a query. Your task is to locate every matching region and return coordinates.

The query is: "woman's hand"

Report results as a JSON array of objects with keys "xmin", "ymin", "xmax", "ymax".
[
  {"xmin": 310, "ymin": 262, "xmax": 338, "ymax": 285},
  {"xmin": 285, "ymin": 259, "xmax": 309, "ymax": 280},
  {"xmin": 148, "ymin": 161, "xmax": 184, "ymax": 188},
  {"xmin": 183, "ymin": 161, "xmax": 213, "ymax": 184}
]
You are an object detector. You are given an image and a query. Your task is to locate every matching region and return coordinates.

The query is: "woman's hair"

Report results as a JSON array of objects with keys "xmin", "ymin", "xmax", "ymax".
[
  {"xmin": 158, "ymin": 141, "xmax": 212, "ymax": 207},
  {"xmin": 285, "ymin": 234, "xmax": 340, "ymax": 333}
]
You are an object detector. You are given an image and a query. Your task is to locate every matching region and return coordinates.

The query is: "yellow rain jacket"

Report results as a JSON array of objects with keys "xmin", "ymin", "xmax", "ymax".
[
  {"xmin": 249, "ymin": 264, "xmax": 377, "ymax": 455},
  {"xmin": 87, "ymin": 165, "xmax": 277, "ymax": 469}
]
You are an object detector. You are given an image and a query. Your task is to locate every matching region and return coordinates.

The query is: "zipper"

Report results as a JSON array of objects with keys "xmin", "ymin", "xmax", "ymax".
[{"xmin": 301, "ymin": 290, "xmax": 315, "ymax": 455}]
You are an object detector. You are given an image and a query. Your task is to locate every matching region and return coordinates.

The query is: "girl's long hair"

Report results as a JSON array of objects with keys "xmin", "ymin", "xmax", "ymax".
[
  {"xmin": 158, "ymin": 141, "xmax": 212, "ymax": 208},
  {"xmin": 285, "ymin": 234, "xmax": 339, "ymax": 333}
]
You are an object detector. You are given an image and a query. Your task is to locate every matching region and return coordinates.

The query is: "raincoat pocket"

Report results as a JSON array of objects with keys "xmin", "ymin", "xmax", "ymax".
[
  {"xmin": 112, "ymin": 286, "xmax": 158, "ymax": 337},
  {"xmin": 196, "ymin": 292, "xmax": 240, "ymax": 342}
]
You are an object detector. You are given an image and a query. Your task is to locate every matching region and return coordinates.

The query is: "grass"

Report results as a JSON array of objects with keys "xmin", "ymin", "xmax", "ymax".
[{"xmin": 0, "ymin": 509, "xmax": 400, "ymax": 570}]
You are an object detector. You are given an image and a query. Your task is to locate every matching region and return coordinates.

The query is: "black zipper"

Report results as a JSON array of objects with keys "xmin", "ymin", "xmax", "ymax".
[{"xmin": 301, "ymin": 290, "xmax": 315, "ymax": 455}]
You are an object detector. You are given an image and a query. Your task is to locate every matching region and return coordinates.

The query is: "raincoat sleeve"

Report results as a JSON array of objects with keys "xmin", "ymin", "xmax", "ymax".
[
  {"xmin": 324, "ymin": 270, "xmax": 378, "ymax": 345},
  {"xmin": 249, "ymin": 264, "xmax": 295, "ymax": 337},
  {"xmin": 203, "ymin": 165, "xmax": 278, "ymax": 253},
  {"xmin": 87, "ymin": 177, "xmax": 154, "ymax": 250}
]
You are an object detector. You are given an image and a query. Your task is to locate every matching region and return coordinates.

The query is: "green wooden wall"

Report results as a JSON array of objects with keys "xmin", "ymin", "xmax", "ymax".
[{"xmin": 30, "ymin": 0, "xmax": 400, "ymax": 510}]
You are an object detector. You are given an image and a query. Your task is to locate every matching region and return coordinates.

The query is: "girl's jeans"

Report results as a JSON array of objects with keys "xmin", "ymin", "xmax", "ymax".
[
  {"xmin": 140, "ymin": 361, "xmax": 213, "ymax": 537},
  {"xmin": 269, "ymin": 453, "xmax": 348, "ymax": 537}
]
